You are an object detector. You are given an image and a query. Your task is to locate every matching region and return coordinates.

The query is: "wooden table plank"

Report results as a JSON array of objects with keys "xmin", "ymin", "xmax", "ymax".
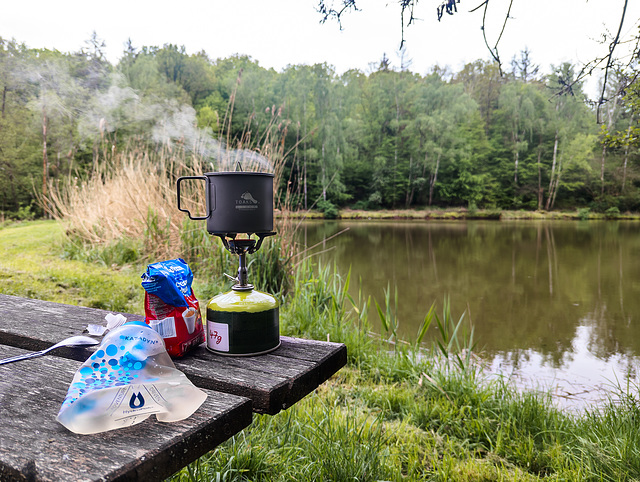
[
  {"xmin": 179, "ymin": 339, "xmax": 346, "ymax": 414},
  {"xmin": 0, "ymin": 294, "xmax": 348, "ymax": 415},
  {"xmin": 0, "ymin": 345, "xmax": 252, "ymax": 482}
]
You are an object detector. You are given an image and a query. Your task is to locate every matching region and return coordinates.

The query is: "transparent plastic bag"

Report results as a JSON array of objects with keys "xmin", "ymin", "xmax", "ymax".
[{"xmin": 57, "ymin": 321, "xmax": 207, "ymax": 435}]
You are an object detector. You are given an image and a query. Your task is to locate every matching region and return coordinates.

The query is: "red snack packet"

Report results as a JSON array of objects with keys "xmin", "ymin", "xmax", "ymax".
[{"xmin": 141, "ymin": 259, "xmax": 205, "ymax": 357}]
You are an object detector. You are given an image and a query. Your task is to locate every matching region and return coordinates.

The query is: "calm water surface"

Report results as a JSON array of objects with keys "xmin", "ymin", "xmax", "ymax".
[{"xmin": 298, "ymin": 220, "xmax": 640, "ymax": 409}]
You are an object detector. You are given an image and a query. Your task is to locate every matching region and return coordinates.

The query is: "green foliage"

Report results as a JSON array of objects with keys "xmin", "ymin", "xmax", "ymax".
[
  {"xmin": 142, "ymin": 207, "xmax": 172, "ymax": 259},
  {"xmin": 175, "ymin": 254, "xmax": 640, "ymax": 480},
  {"xmin": 178, "ymin": 218, "xmax": 219, "ymax": 273},
  {"xmin": 4, "ymin": 221, "xmax": 640, "ymax": 480},
  {"xmin": 605, "ymin": 206, "xmax": 620, "ymax": 219},
  {"xmin": 316, "ymin": 199, "xmax": 339, "ymax": 219},
  {"xmin": 432, "ymin": 297, "xmax": 476, "ymax": 371},
  {"xmin": 0, "ymin": 221, "xmax": 143, "ymax": 312},
  {"xmin": 577, "ymin": 207, "xmax": 591, "ymax": 220},
  {"xmin": 247, "ymin": 237, "xmax": 291, "ymax": 296},
  {"xmin": 300, "ymin": 405, "xmax": 389, "ymax": 481},
  {"xmin": 375, "ymin": 284, "xmax": 400, "ymax": 347},
  {"xmin": 568, "ymin": 386, "xmax": 640, "ymax": 480},
  {"xmin": 62, "ymin": 236, "xmax": 143, "ymax": 267},
  {"xmin": 1, "ymin": 37, "xmax": 637, "ymax": 217},
  {"xmin": 13, "ymin": 205, "xmax": 37, "ymax": 221}
]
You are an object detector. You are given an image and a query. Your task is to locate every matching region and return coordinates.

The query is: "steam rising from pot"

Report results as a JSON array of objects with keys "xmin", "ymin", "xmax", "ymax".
[{"xmin": 22, "ymin": 62, "xmax": 273, "ymax": 173}]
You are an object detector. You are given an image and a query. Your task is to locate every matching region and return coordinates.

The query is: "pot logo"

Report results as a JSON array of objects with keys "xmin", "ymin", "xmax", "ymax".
[{"xmin": 235, "ymin": 191, "xmax": 259, "ymax": 210}]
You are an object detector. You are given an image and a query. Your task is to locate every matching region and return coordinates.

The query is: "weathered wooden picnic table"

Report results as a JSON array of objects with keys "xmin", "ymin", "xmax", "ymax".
[{"xmin": 0, "ymin": 294, "xmax": 347, "ymax": 481}]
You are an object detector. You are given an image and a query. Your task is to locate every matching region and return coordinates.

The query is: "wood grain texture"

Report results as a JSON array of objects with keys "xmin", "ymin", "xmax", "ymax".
[
  {"xmin": 0, "ymin": 345, "xmax": 252, "ymax": 482},
  {"xmin": 0, "ymin": 294, "xmax": 144, "ymax": 361},
  {"xmin": 0, "ymin": 294, "xmax": 348, "ymax": 415}
]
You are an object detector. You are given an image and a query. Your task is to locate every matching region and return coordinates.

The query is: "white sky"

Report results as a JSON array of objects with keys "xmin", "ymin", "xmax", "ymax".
[{"xmin": 2, "ymin": 0, "xmax": 639, "ymax": 98}]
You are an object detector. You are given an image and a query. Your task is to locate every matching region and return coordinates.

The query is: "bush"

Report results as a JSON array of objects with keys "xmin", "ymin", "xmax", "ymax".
[
  {"xmin": 317, "ymin": 200, "xmax": 339, "ymax": 219},
  {"xmin": 351, "ymin": 200, "xmax": 370, "ymax": 210},
  {"xmin": 605, "ymin": 206, "xmax": 620, "ymax": 219},
  {"xmin": 577, "ymin": 207, "xmax": 591, "ymax": 220},
  {"xmin": 14, "ymin": 205, "xmax": 36, "ymax": 221}
]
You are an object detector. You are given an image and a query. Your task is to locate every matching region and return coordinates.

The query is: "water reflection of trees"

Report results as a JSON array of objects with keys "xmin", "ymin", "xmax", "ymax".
[{"xmin": 298, "ymin": 220, "xmax": 640, "ymax": 363}]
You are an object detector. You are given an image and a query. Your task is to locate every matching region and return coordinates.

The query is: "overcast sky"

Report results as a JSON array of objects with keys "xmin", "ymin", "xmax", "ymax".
[{"xmin": 2, "ymin": 0, "xmax": 639, "ymax": 98}]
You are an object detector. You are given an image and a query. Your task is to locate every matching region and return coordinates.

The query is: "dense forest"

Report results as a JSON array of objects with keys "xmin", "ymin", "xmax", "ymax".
[{"xmin": 0, "ymin": 35, "xmax": 639, "ymax": 219}]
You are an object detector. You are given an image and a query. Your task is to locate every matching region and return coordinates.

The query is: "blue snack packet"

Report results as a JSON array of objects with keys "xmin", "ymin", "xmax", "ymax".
[
  {"xmin": 141, "ymin": 259, "xmax": 205, "ymax": 358},
  {"xmin": 141, "ymin": 258, "xmax": 193, "ymax": 307}
]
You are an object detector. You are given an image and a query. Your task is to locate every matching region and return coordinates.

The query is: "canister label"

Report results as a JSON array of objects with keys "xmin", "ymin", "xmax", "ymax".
[{"xmin": 207, "ymin": 321, "xmax": 230, "ymax": 352}]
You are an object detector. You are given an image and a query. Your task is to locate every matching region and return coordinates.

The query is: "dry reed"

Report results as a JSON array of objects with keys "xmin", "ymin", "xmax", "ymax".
[{"xmin": 46, "ymin": 111, "xmax": 296, "ymax": 264}]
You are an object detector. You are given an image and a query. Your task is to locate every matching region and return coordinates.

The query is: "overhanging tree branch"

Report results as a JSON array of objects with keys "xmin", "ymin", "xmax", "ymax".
[
  {"xmin": 316, "ymin": 0, "xmax": 638, "ymax": 114},
  {"xmin": 596, "ymin": 0, "xmax": 629, "ymax": 123},
  {"xmin": 317, "ymin": 0, "xmax": 359, "ymax": 29}
]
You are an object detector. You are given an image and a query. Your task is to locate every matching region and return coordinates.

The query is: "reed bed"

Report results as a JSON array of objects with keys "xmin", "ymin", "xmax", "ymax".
[
  {"xmin": 48, "ymin": 149, "xmax": 184, "ymax": 257},
  {"xmin": 46, "ymin": 116, "xmax": 297, "ymax": 284}
]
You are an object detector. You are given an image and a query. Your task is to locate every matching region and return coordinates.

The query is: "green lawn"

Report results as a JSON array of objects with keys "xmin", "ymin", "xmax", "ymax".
[{"xmin": 0, "ymin": 221, "xmax": 143, "ymax": 313}]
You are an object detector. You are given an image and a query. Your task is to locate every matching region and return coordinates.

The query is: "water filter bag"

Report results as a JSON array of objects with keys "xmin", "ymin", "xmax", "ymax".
[{"xmin": 57, "ymin": 321, "xmax": 207, "ymax": 435}]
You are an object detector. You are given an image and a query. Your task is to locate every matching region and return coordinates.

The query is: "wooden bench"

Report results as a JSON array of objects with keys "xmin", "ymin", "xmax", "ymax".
[{"xmin": 0, "ymin": 294, "xmax": 347, "ymax": 481}]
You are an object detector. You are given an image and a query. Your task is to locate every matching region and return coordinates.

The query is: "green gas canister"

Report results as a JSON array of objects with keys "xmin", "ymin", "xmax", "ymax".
[
  {"xmin": 205, "ymin": 237, "xmax": 280, "ymax": 356},
  {"xmin": 206, "ymin": 287, "xmax": 280, "ymax": 356}
]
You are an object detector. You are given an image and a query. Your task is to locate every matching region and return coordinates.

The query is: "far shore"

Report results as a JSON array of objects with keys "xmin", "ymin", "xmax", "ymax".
[{"xmin": 280, "ymin": 207, "xmax": 640, "ymax": 221}]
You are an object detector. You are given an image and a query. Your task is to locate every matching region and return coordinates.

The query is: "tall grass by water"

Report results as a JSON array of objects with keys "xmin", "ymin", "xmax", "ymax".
[{"xmin": 172, "ymin": 260, "xmax": 640, "ymax": 481}]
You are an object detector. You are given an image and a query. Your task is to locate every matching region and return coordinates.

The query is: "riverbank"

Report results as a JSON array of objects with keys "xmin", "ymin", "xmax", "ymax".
[
  {"xmin": 2, "ymin": 221, "xmax": 640, "ymax": 480},
  {"xmin": 286, "ymin": 207, "xmax": 640, "ymax": 221}
]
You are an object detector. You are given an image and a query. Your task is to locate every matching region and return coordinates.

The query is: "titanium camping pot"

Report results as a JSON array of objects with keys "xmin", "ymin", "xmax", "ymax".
[{"xmin": 176, "ymin": 171, "xmax": 274, "ymax": 235}]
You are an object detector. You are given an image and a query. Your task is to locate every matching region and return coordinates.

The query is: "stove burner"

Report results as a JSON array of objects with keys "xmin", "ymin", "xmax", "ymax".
[{"xmin": 216, "ymin": 232, "xmax": 276, "ymax": 291}]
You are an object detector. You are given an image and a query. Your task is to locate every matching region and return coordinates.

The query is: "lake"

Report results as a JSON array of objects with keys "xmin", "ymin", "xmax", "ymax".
[{"xmin": 297, "ymin": 219, "xmax": 640, "ymax": 410}]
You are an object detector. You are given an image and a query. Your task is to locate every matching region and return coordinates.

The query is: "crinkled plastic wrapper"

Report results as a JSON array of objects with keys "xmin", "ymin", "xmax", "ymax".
[
  {"xmin": 57, "ymin": 321, "xmax": 207, "ymax": 435},
  {"xmin": 142, "ymin": 258, "xmax": 205, "ymax": 358}
]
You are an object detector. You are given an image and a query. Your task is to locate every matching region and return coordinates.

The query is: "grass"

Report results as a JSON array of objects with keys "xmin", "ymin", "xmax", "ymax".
[
  {"xmin": 4, "ymin": 220, "xmax": 640, "ymax": 481},
  {"xmin": 0, "ymin": 221, "xmax": 143, "ymax": 312},
  {"xmin": 0, "ymin": 220, "xmax": 225, "ymax": 313}
]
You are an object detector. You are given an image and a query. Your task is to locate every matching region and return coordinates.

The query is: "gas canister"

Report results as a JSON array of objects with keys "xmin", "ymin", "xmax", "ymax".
[{"xmin": 206, "ymin": 288, "xmax": 280, "ymax": 356}]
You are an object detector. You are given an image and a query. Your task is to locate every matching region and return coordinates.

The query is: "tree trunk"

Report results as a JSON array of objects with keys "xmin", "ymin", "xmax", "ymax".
[
  {"xmin": 42, "ymin": 106, "xmax": 49, "ymax": 217},
  {"xmin": 405, "ymin": 156, "xmax": 413, "ymax": 208},
  {"xmin": 321, "ymin": 141, "xmax": 326, "ymax": 201},
  {"xmin": 1, "ymin": 86, "xmax": 6, "ymax": 118},
  {"xmin": 622, "ymin": 119, "xmax": 633, "ymax": 193},
  {"xmin": 511, "ymin": 113, "xmax": 522, "ymax": 185},
  {"xmin": 512, "ymin": 127, "xmax": 519, "ymax": 184},
  {"xmin": 393, "ymin": 90, "xmax": 400, "ymax": 209},
  {"xmin": 550, "ymin": 154, "xmax": 567, "ymax": 211},
  {"xmin": 545, "ymin": 131, "xmax": 559, "ymax": 211},
  {"xmin": 428, "ymin": 152, "xmax": 441, "ymax": 206},
  {"xmin": 536, "ymin": 134, "xmax": 543, "ymax": 210},
  {"xmin": 295, "ymin": 123, "xmax": 301, "ymax": 208},
  {"xmin": 303, "ymin": 100, "xmax": 308, "ymax": 210},
  {"xmin": 550, "ymin": 169, "xmax": 560, "ymax": 210},
  {"xmin": 600, "ymin": 144, "xmax": 607, "ymax": 197}
]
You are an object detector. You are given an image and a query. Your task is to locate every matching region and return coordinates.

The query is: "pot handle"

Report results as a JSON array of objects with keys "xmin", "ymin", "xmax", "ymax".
[{"xmin": 177, "ymin": 176, "xmax": 210, "ymax": 220}]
